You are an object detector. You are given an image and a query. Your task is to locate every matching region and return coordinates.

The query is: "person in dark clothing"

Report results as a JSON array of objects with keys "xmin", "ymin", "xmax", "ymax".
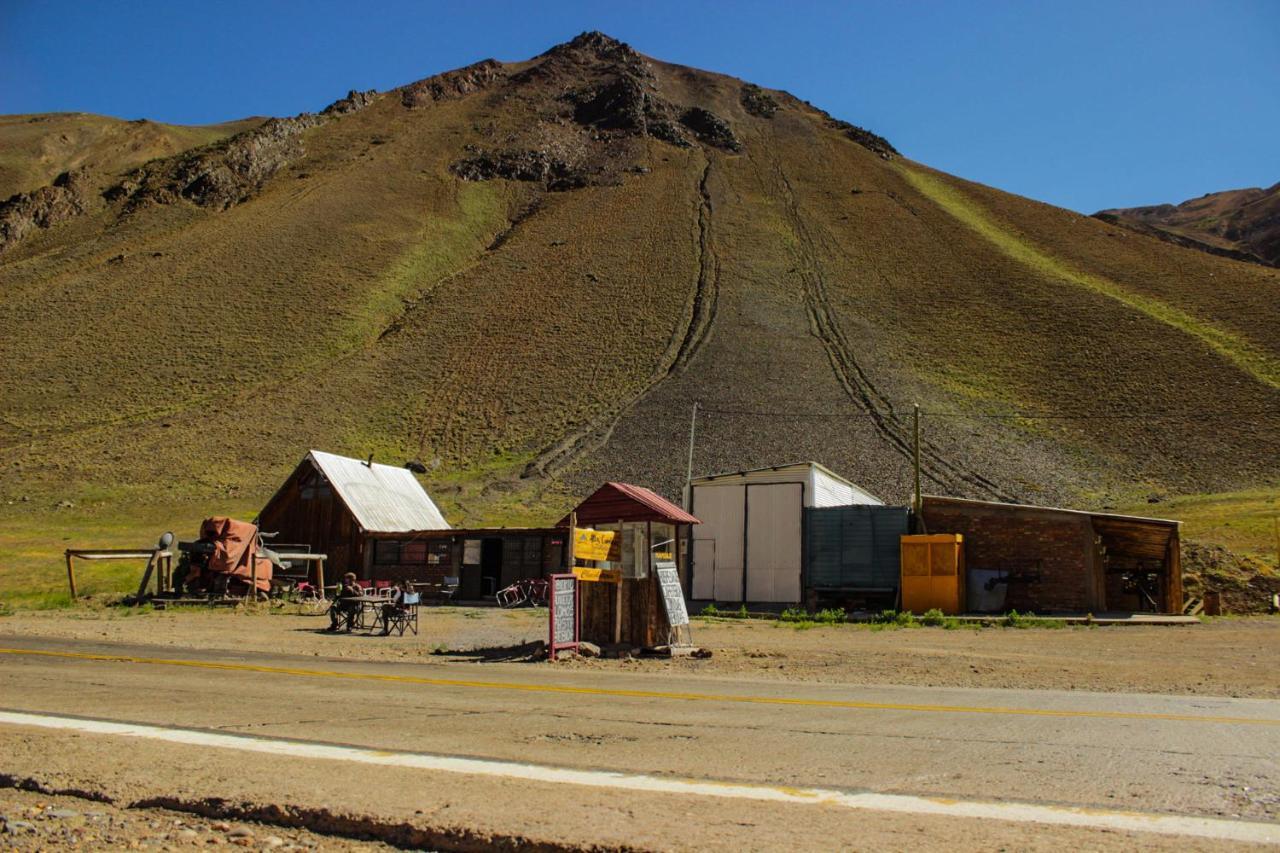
[
  {"xmin": 327, "ymin": 573, "xmax": 362, "ymax": 632},
  {"xmin": 380, "ymin": 579, "xmax": 414, "ymax": 635}
]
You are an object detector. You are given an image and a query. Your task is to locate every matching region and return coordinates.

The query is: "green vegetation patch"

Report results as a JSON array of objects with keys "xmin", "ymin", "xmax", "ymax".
[
  {"xmin": 0, "ymin": 499, "xmax": 257, "ymax": 610},
  {"xmin": 902, "ymin": 168, "xmax": 1280, "ymax": 391},
  {"xmin": 1118, "ymin": 489, "xmax": 1280, "ymax": 562}
]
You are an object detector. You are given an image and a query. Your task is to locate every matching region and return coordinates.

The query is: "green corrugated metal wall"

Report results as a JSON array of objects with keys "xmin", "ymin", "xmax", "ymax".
[{"xmin": 805, "ymin": 505, "xmax": 909, "ymax": 590}]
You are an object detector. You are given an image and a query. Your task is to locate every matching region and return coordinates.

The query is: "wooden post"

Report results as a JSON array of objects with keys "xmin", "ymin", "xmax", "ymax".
[
  {"xmin": 65, "ymin": 552, "xmax": 78, "ymax": 600},
  {"xmin": 913, "ymin": 404, "xmax": 922, "ymax": 520},
  {"xmin": 685, "ymin": 401, "xmax": 699, "ymax": 508},
  {"xmin": 249, "ymin": 525, "xmax": 259, "ymax": 603},
  {"xmin": 615, "ymin": 518, "xmax": 625, "ymax": 644},
  {"xmin": 316, "ymin": 556, "xmax": 326, "ymax": 600},
  {"xmin": 568, "ymin": 512, "xmax": 576, "ymax": 568},
  {"xmin": 136, "ymin": 551, "xmax": 159, "ymax": 600}
]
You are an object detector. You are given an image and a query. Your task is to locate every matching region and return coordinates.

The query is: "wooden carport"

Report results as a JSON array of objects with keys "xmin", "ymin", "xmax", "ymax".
[{"xmin": 921, "ymin": 496, "xmax": 1183, "ymax": 614}]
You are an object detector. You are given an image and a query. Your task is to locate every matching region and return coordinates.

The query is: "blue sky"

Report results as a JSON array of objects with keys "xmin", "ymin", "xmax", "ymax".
[{"xmin": 2, "ymin": 0, "xmax": 1276, "ymax": 212}]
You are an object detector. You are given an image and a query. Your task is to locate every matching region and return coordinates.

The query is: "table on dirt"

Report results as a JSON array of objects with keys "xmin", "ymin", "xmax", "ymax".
[{"xmin": 351, "ymin": 595, "xmax": 395, "ymax": 633}]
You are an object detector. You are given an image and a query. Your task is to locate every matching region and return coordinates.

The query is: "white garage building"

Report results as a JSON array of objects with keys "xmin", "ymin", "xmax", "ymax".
[{"xmin": 688, "ymin": 462, "xmax": 883, "ymax": 604}]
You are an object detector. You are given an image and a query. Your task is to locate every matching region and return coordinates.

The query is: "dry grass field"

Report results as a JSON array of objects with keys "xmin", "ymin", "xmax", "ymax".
[
  {"xmin": 0, "ymin": 112, "xmax": 262, "ymax": 199},
  {"xmin": 1, "ymin": 33, "xmax": 1276, "ymax": 606}
]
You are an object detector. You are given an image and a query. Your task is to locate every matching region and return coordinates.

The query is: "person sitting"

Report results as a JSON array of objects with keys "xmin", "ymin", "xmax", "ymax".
[
  {"xmin": 327, "ymin": 573, "xmax": 362, "ymax": 632},
  {"xmin": 381, "ymin": 579, "xmax": 415, "ymax": 635}
]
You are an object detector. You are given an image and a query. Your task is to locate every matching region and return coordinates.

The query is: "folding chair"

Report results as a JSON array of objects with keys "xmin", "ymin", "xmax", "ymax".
[{"xmin": 384, "ymin": 592, "xmax": 419, "ymax": 636}]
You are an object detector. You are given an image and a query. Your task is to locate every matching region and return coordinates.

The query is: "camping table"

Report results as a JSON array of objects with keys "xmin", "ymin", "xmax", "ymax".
[{"xmin": 351, "ymin": 594, "xmax": 392, "ymax": 633}]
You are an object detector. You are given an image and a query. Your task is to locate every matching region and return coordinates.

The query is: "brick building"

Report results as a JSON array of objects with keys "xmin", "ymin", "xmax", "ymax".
[{"xmin": 920, "ymin": 496, "xmax": 1183, "ymax": 614}]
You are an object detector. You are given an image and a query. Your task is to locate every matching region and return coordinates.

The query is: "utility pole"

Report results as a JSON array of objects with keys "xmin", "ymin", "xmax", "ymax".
[
  {"xmin": 913, "ymin": 404, "xmax": 923, "ymax": 519},
  {"xmin": 685, "ymin": 401, "xmax": 700, "ymax": 508}
]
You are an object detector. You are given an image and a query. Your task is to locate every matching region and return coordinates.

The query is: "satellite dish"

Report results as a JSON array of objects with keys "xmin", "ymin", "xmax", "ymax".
[{"xmin": 158, "ymin": 531, "xmax": 174, "ymax": 550}]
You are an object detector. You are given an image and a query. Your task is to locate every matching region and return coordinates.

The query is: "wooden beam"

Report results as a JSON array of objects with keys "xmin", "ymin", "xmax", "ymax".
[
  {"xmin": 65, "ymin": 552, "xmax": 77, "ymax": 600},
  {"xmin": 135, "ymin": 550, "xmax": 160, "ymax": 600},
  {"xmin": 64, "ymin": 550, "xmax": 174, "ymax": 560},
  {"xmin": 616, "ymin": 519, "xmax": 625, "ymax": 644}
]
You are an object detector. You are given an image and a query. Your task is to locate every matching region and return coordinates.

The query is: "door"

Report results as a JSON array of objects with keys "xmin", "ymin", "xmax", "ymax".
[
  {"xmin": 480, "ymin": 538, "xmax": 503, "ymax": 597},
  {"xmin": 690, "ymin": 484, "xmax": 745, "ymax": 601},
  {"xmin": 745, "ymin": 483, "xmax": 803, "ymax": 602},
  {"xmin": 691, "ymin": 539, "xmax": 716, "ymax": 599}
]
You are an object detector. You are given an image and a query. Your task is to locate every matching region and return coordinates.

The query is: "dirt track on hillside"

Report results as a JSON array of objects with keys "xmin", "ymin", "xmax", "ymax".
[{"xmin": 2, "ymin": 606, "xmax": 1277, "ymax": 698}]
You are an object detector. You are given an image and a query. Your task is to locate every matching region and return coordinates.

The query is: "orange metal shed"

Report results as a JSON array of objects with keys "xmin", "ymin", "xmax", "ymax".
[{"xmin": 900, "ymin": 534, "xmax": 965, "ymax": 614}]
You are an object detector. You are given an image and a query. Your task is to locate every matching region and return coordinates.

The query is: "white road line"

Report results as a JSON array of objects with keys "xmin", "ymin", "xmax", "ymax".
[{"xmin": 1, "ymin": 710, "xmax": 1275, "ymax": 844}]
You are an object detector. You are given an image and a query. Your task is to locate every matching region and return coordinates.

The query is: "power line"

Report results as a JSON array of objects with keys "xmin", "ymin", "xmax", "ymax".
[{"xmin": 694, "ymin": 406, "xmax": 1280, "ymax": 422}]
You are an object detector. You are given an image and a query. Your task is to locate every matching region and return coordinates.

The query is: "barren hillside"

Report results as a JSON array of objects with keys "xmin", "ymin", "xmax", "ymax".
[
  {"xmin": 1098, "ymin": 183, "xmax": 1280, "ymax": 268},
  {"xmin": 1, "ymin": 32, "xmax": 1277, "ymax": 524}
]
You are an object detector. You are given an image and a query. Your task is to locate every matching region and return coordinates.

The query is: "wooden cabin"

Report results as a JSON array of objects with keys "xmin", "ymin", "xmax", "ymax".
[{"xmin": 256, "ymin": 450, "xmax": 451, "ymax": 579}]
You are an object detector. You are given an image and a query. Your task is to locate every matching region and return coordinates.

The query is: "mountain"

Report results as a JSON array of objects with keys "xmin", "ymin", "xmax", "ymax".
[
  {"xmin": 1097, "ymin": 184, "xmax": 1280, "ymax": 268},
  {"xmin": 0, "ymin": 112, "xmax": 264, "ymax": 200},
  {"xmin": 1, "ymin": 32, "xmax": 1277, "ymax": 526}
]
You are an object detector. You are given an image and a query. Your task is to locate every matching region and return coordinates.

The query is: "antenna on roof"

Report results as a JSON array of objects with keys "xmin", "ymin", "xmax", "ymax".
[{"xmin": 365, "ymin": 454, "xmax": 374, "ymax": 467}]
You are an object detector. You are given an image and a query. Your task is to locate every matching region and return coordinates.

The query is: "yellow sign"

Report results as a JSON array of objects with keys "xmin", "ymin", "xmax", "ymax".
[
  {"xmin": 571, "ymin": 566, "xmax": 621, "ymax": 583},
  {"xmin": 573, "ymin": 528, "xmax": 620, "ymax": 562}
]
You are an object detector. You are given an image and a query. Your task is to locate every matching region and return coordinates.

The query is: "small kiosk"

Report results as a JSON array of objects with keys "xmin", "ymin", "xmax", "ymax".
[{"xmin": 558, "ymin": 482, "xmax": 700, "ymax": 649}]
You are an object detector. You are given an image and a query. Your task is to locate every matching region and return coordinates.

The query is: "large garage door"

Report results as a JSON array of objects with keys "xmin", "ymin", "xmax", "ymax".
[
  {"xmin": 690, "ymin": 485, "xmax": 744, "ymax": 601},
  {"xmin": 746, "ymin": 483, "xmax": 803, "ymax": 603}
]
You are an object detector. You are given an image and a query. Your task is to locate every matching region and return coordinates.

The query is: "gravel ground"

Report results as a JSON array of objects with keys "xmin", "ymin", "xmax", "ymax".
[
  {"xmin": 0, "ymin": 787, "xmax": 398, "ymax": 850},
  {"xmin": 1, "ymin": 605, "xmax": 1277, "ymax": 698}
]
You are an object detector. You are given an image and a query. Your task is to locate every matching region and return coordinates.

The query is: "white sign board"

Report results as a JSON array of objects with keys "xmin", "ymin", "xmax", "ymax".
[{"xmin": 655, "ymin": 560, "xmax": 689, "ymax": 628}]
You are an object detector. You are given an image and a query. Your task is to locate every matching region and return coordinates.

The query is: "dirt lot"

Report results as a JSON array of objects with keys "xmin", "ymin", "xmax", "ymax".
[
  {"xmin": 0, "ymin": 786, "xmax": 396, "ymax": 850},
  {"xmin": 2, "ymin": 605, "xmax": 1277, "ymax": 698}
]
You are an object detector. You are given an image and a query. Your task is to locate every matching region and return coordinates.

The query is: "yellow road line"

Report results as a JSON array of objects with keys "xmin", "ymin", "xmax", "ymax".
[{"xmin": 1, "ymin": 647, "xmax": 1276, "ymax": 726}]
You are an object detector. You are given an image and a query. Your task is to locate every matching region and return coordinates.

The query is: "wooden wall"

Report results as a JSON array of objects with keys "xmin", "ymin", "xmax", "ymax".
[
  {"xmin": 580, "ymin": 573, "xmax": 670, "ymax": 648},
  {"xmin": 257, "ymin": 461, "xmax": 365, "ymax": 577}
]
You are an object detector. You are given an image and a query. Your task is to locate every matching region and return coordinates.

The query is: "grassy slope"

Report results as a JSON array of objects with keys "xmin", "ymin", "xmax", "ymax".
[
  {"xmin": 0, "ymin": 499, "xmax": 259, "ymax": 609},
  {"xmin": 1117, "ymin": 489, "xmax": 1280, "ymax": 562},
  {"xmin": 0, "ymin": 112, "xmax": 263, "ymax": 198},
  {"xmin": 901, "ymin": 169, "xmax": 1280, "ymax": 390},
  {"xmin": 1, "ymin": 41, "xmax": 1277, "ymax": 605}
]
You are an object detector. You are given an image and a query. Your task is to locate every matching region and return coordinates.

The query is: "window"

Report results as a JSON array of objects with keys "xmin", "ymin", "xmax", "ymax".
[
  {"xmin": 403, "ymin": 541, "xmax": 427, "ymax": 564},
  {"xmin": 373, "ymin": 540, "xmax": 402, "ymax": 565}
]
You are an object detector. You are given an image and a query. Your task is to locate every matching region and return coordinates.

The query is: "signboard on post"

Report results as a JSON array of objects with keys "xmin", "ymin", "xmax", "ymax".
[
  {"xmin": 548, "ymin": 573, "xmax": 579, "ymax": 660},
  {"xmin": 573, "ymin": 528, "xmax": 620, "ymax": 562},
  {"xmin": 571, "ymin": 566, "xmax": 621, "ymax": 583},
  {"xmin": 655, "ymin": 558, "xmax": 691, "ymax": 646}
]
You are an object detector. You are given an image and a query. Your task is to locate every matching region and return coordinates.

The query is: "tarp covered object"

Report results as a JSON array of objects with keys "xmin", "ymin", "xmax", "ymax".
[{"xmin": 200, "ymin": 517, "xmax": 272, "ymax": 592}]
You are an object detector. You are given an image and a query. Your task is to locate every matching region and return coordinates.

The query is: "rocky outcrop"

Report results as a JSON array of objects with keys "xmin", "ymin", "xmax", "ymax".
[
  {"xmin": 740, "ymin": 83, "xmax": 778, "ymax": 118},
  {"xmin": 569, "ymin": 73, "xmax": 691, "ymax": 147},
  {"xmin": 323, "ymin": 89, "xmax": 377, "ymax": 116},
  {"xmin": 400, "ymin": 60, "xmax": 505, "ymax": 108},
  {"xmin": 451, "ymin": 148, "xmax": 588, "ymax": 192},
  {"xmin": 0, "ymin": 169, "xmax": 91, "ymax": 254},
  {"xmin": 827, "ymin": 117, "xmax": 898, "ymax": 159},
  {"xmin": 680, "ymin": 108, "xmax": 741, "ymax": 152},
  {"xmin": 107, "ymin": 90, "xmax": 377, "ymax": 212}
]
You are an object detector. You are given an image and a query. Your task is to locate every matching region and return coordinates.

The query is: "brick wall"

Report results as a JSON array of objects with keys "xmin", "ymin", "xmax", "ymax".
[{"xmin": 921, "ymin": 502, "xmax": 1094, "ymax": 613}]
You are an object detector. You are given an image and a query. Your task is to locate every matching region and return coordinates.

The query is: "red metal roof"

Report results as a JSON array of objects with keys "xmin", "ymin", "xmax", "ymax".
[{"xmin": 558, "ymin": 482, "xmax": 700, "ymax": 527}]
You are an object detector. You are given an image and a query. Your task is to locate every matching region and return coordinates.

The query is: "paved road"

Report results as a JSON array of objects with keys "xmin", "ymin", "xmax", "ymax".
[{"xmin": 0, "ymin": 636, "xmax": 1277, "ymax": 849}]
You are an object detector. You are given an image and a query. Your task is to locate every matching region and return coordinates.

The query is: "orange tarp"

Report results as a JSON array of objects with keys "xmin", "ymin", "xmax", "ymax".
[{"xmin": 200, "ymin": 516, "xmax": 272, "ymax": 593}]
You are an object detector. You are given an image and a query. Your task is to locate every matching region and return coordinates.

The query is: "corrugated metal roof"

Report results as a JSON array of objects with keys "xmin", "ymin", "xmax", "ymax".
[
  {"xmin": 559, "ymin": 482, "xmax": 700, "ymax": 527},
  {"xmin": 690, "ymin": 461, "xmax": 882, "ymax": 507},
  {"xmin": 307, "ymin": 450, "xmax": 450, "ymax": 533}
]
